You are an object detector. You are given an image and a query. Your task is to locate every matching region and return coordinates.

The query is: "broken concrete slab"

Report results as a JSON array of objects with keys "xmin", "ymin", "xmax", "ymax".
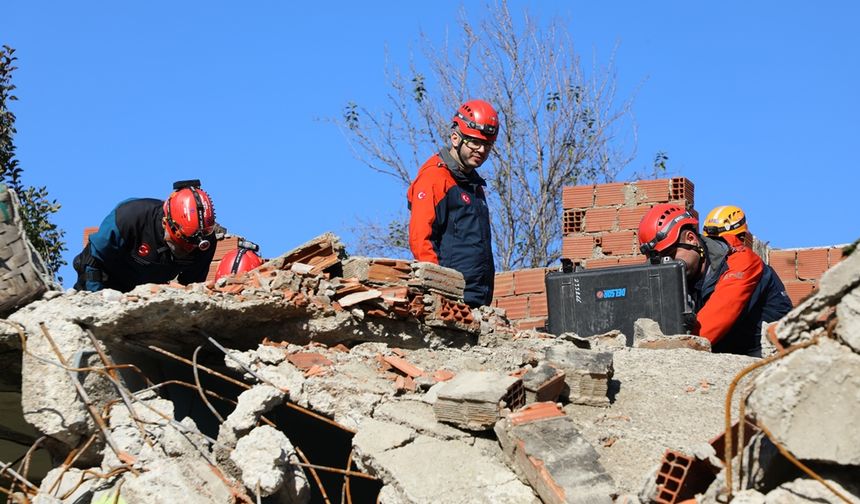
[
  {"xmin": 747, "ymin": 338, "xmax": 860, "ymax": 465},
  {"xmin": 635, "ymin": 334, "xmax": 711, "ymax": 352},
  {"xmin": 230, "ymin": 424, "xmax": 309, "ymax": 501},
  {"xmin": 764, "ymin": 476, "xmax": 860, "ymax": 504},
  {"xmin": 495, "ymin": 402, "xmax": 614, "ymax": 504},
  {"xmin": 373, "ymin": 399, "xmax": 469, "ymax": 440},
  {"xmin": 836, "ymin": 285, "xmax": 860, "ymax": 352},
  {"xmin": 545, "ymin": 346, "xmax": 613, "ymax": 406},
  {"xmin": 354, "ymin": 433, "xmax": 539, "ymax": 504},
  {"xmin": 433, "ymin": 371, "xmax": 525, "ymax": 431},
  {"xmin": 117, "ymin": 457, "xmax": 234, "ymax": 504}
]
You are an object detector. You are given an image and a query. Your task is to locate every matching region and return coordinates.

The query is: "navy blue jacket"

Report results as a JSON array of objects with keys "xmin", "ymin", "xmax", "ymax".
[
  {"xmin": 407, "ymin": 149, "xmax": 495, "ymax": 307},
  {"xmin": 73, "ymin": 198, "xmax": 216, "ymax": 292}
]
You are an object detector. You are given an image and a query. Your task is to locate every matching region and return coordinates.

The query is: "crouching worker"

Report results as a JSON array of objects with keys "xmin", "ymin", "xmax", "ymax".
[
  {"xmin": 73, "ymin": 180, "xmax": 217, "ymax": 292},
  {"xmin": 637, "ymin": 203, "xmax": 791, "ymax": 357}
]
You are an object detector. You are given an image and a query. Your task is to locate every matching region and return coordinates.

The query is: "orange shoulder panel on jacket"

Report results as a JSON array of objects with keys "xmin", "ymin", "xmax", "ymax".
[
  {"xmin": 407, "ymin": 155, "xmax": 454, "ymax": 264},
  {"xmin": 695, "ymin": 244, "xmax": 764, "ymax": 344}
]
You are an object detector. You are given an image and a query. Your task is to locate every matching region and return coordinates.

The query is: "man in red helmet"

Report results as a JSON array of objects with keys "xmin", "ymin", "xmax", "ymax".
[
  {"xmin": 73, "ymin": 180, "xmax": 218, "ymax": 292},
  {"xmin": 637, "ymin": 204, "xmax": 791, "ymax": 356},
  {"xmin": 407, "ymin": 99, "xmax": 499, "ymax": 307}
]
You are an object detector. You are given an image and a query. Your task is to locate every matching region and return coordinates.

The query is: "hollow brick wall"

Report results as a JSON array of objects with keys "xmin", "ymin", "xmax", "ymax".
[{"xmin": 492, "ymin": 177, "xmax": 847, "ymax": 329}]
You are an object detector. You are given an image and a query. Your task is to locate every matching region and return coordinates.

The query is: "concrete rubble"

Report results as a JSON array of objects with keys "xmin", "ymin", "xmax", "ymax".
[{"xmin": 0, "ymin": 231, "xmax": 856, "ymax": 503}]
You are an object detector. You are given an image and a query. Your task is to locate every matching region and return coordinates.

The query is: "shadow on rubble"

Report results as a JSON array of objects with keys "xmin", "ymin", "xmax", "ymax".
[{"xmin": 129, "ymin": 343, "xmax": 382, "ymax": 504}]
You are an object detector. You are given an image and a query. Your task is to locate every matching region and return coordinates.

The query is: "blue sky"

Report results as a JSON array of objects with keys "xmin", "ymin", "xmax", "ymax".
[{"xmin": 4, "ymin": 1, "xmax": 858, "ymax": 286}]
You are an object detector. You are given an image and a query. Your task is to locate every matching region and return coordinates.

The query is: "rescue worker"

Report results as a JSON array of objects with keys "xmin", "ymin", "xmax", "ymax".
[
  {"xmin": 214, "ymin": 239, "xmax": 263, "ymax": 281},
  {"xmin": 702, "ymin": 204, "xmax": 793, "ymax": 328},
  {"xmin": 407, "ymin": 99, "xmax": 499, "ymax": 307},
  {"xmin": 73, "ymin": 180, "xmax": 218, "ymax": 292},
  {"xmin": 638, "ymin": 203, "xmax": 792, "ymax": 357}
]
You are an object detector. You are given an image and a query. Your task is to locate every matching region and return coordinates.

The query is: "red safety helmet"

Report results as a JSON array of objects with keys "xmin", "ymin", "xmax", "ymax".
[
  {"xmin": 638, "ymin": 203, "xmax": 698, "ymax": 256},
  {"xmin": 162, "ymin": 181, "xmax": 217, "ymax": 253},
  {"xmin": 452, "ymin": 99, "xmax": 499, "ymax": 142},
  {"xmin": 214, "ymin": 240, "xmax": 262, "ymax": 281}
]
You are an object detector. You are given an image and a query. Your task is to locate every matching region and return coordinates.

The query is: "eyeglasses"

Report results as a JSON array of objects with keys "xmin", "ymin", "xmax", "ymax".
[{"xmin": 460, "ymin": 135, "xmax": 493, "ymax": 152}]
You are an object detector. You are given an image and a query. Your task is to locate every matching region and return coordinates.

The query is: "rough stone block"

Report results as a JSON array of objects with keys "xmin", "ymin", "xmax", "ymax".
[
  {"xmin": 495, "ymin": 402, "xmax": 614, "ymax": 504},
  {"xmin": 433, "ymin": 371, "xmax": 525, "ymax": 431},
  {"xmin": 747, "ymin": 338, "xmax": 860, "ymax": 465},
  {"xmin": 545, "ymin": 347, "xmax": 614, "ymax": 406}
]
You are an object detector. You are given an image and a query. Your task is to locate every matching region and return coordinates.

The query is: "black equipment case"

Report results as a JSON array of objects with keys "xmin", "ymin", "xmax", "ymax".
[{"xmin": 545, "ymin": 262, "xmax": 692, "ymax": 339}]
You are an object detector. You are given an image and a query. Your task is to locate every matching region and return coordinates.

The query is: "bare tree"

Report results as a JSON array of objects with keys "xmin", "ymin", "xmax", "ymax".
[{"xmin": 339, "ymin": 1, "xmax": 635, "ymax": 270}]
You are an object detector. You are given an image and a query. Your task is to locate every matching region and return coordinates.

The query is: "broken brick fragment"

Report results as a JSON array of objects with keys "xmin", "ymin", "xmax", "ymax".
[
  {"xmin": 287, "ymin": 352, "xmax": 333, "ymax": 371},
  {"xmin": 382, "ymin": 355, "xmax": 424, "ymax": 378}
]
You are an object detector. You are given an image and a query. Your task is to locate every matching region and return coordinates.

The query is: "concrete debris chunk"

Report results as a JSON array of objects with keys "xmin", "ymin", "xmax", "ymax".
[
  {"xmin": 836, "ymin": 285, "xmax": 860, "ymax": 352},
  {"xmin": 353, "ymin": 434, "xmax": 539, "ymax": 504},
  {"xmin": 410, "ymin": 261, "xmax": 466, "ymax": 299},
  {"xmin": 230, "ymin": 425, "xmax": 310, "ymax": 501},
  {"xmin": 635, "ymin": 334, "xmax": 711, "ymax": 351},
  {"xmin": 521, "ymin": 362, "xmax": 566, "ymax": 403},
  {"xmin": 633, "ymin": 318, "xmax": 664, "ymax": 342},
  {"xmin": 764, "ymin": 476, "xmax": 860, "ymax": 504},
  {"xmin": 222, "ymin": 384, "xmax": 285, "ymax": 437},
  {"xmin": 495, "ymin": 402, "xmax": 614, "ymax": 504},
  {"xmin": 118, "ymin": 457, "xmax": 234, "ymax": 504},
  {"xmin": 545, "ymin": 346, "xmax": 614, "ymax": 406},
  {"xmin": 747, "ymin": 337, "xmax": 860, "ymax": 465},
  {"xmin": 433, "ymin": 371, "xmax": 525, "ymax": 431}
]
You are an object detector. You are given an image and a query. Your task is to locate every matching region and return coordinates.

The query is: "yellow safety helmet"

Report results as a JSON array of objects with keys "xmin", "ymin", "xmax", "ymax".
[{"xmin": 703, "ymin": 205, "xmax": 748, "ymax": 237}]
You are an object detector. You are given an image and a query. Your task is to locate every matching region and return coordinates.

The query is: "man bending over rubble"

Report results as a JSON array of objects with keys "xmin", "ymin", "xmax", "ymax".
[
  {"xmin": 638, "ymin": 203, "xmax": 792, "ymax": 357},
  {"xmin": 407, "ymin": 99, "xmax": 499, "ymax": 307},
  {"xmin": 73, "ymin": 180, "xmax": 218, "ymax": 292}
]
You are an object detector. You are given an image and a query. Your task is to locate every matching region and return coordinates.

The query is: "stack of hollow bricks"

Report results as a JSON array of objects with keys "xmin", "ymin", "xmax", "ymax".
[{"xmin": 490, "ymin": 176, "xmax": 847, "ymax": 329}]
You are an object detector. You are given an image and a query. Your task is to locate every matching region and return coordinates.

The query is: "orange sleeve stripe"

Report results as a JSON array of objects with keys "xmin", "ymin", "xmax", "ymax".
[
  {"xmin": 408, "ymin": 161, "xmax": 450, "ymax": 264},
  {"xmin": 695, "ymin": 248, "xmax": 764, "ymax": 344}
]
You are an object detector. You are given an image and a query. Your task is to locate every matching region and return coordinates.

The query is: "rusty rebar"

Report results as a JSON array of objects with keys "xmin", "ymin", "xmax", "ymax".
[
  {"xmin": 295, "ymin": 446, "xmax": 331, "ymax": 504},
  {"xmin": 756, "ymin": 421, "xmax": 853, "ymax": 503},
  {"xmin": 723, "ymin": 336, "xmax": 818, "ymax": 498},
  {"xmin": 83, "ymin": 328, "xmax": 153, "ymax": 449},
  {"xmin": 148, "ymin": 344, "xmax": 357, "ymax": 433},
  {"xmin": 38, "ymin": 323, "xmax": 135, "ymax": 470},
  {"xmin": 0, "ymin": 462, "xmax": 37, "ymax": 493},
  {"xmin": 193, "ymin": 345, "xmax": 225, "ymax": 423}
]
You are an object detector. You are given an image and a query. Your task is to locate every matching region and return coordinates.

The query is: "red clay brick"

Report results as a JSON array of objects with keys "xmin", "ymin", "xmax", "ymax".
[
  {"xmin": 617, "ymin": 255, "xmax": 647, "ymax": 266},
  {"xmin": 618, "ymin": 206, "xmax": 651, "ymax": 230},
  {"xmin": 514, "ymin": 268, "xmax": 547, "ymax": 295},
  {"xmin": 496, "ymin": 295, "xmax": 529, "ymax": 320},
  {"xmin": 562, "ymin": 235, "xmax": 595, "ymax": 260},
  {"xmin": 212, "ymin": 237, "xmax": 240, "ymax": 261},
  {"xmin": 768, "ymin": 250, "xmax": 797, "ymax": 282},
  {"xmin": 634, "ymin": 179, "xmax": 671, "ymax": 203},
  {"xmin": 287, "ymin": 352, "xmax": 332, "ymax": 371},
  {"xmin": 562, "ymin": 185, "xmax": 595, "ymax": 209},
  {"xmin": 784, "ymin": 281, "xmax": 815, "ymax": 306},
  {"xmin": 515, "ymin": 317, "xmax": 547, "ymax": 331},
  {"xmin": 600, "ymin": 231, "xmax": 636, "ymax": 255},
  {"xmin": 585, "ymin": 207, "xmax": 618, "ymax": 232},
  {"xmin": 594, "ymin": 182, "xmax": 627, "ymax": 206},
  {"xmin": 529, "ymin": 293, "xmax": 548, "ymax": 318},
  {"xmin": 509, "ymin": 402, "xmax": 565, "ymax": 426},
  {"xmin": 830, "ymin": 247, "xmax": 844, "ymax": 266},
  {"xmin": 494, "ymin": 271, "xmax": 515, "ymax": 298},
  {"xmin": 382, "ymin": 355, "xmax": 425, "ymax": 378},
  {"xmin": 669, "ymin": 177, "xmax": 695, "ymax": 207},
  {"xmin": 562, "ymin": 208, "xmax": 586, "ymax": 234},
  {"xmin": 796, "ymin": 248, "xmax": 829, "ymax": 281},
  {"xmin": 586, "ymin": 257, "xmax": 620, "ymax": 269}
]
